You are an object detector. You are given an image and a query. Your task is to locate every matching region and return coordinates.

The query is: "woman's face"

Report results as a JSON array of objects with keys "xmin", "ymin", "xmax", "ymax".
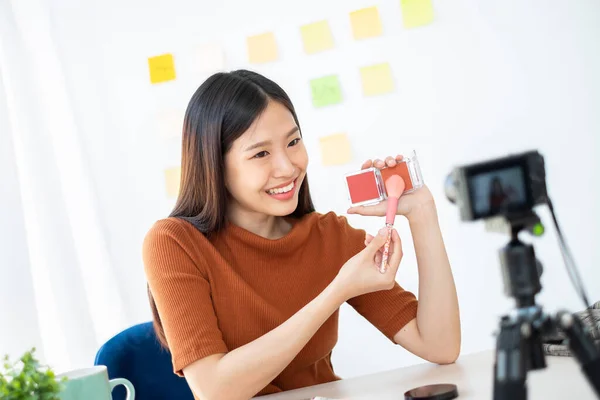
[
  {"xmin": 224, "ymin": 100, "xmax": 308, "ymax": 220},
  {"xmin": 493, "ymin": 179, "xmax": 503, "ymax": 192}
]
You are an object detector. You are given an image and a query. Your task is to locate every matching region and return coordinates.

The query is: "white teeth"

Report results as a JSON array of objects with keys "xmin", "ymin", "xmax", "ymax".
[{"xmin": 267, "ymin": 181, "xmax": 294, "ymax": 195}]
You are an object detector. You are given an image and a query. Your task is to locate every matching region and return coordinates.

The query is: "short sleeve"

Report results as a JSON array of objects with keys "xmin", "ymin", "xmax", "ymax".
[
  {"xmin": 338, "ymin": 216, "xmax": 419, "ymax": 342},
  {"xmin": 143, "ymin": 220, "xmax": 229, "ymax": 376}
]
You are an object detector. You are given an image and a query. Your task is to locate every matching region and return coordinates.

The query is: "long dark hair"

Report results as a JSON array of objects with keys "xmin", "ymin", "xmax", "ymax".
[{"xmin": 149, "ymin": 70, "xmax": 315, "ymax": 347}]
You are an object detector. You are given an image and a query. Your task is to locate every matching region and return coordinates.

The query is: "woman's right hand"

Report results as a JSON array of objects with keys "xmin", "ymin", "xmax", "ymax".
[{"xmin": 334, "ymin": 227, "xmax": 403, "ymax": 301}]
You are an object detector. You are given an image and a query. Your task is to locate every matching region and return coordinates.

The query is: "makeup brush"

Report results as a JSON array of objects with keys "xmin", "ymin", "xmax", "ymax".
[{"xmin": 380, "ymin": 174, "xmax": 405, "ymax": 273}]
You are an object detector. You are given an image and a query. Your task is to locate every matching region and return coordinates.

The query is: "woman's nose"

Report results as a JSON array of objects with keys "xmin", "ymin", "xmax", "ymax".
[{"xmin": 272, "ymin": 153, "xmax": 295, "ymax": 177}]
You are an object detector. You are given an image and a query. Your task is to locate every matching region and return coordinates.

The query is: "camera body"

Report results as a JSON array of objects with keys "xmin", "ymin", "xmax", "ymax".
[{"xmin": 446, "ymin": 150, "xmax": 547, "ymax": 222}]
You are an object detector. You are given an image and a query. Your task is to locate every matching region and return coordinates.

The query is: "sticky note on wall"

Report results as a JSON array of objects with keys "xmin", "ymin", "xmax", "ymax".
[
  {"xmin": 247, "ymin": 32, "xmax": 278, "ymax": 64},
  {"xmin": 300, "ymin": 20, "xmax": 335, "ymax": 54},
  {"xmin": 400, "ymin": 0, "xmax": 434, "ymax": 29},
  {"xmin": 310, "ymin": 75, "xmax": 343, "ymax": 108},
  {"xmin": 148, "ymin": 54, "xmax": 176, "ymax": 84},
  {"xmin": 350, "ymin": 7, "xmax": 383, "ymax": 40},
  {"xmin": 155, "ymin": 109, "xmax": 184, "ymax": 139},
  {"xmin": 164, "ymin": 166, "xmax": 181, "ymax": 198},
  {"xmin": 196, "ymin": 42, "xmax": 225, "ymax": 73},
  {"xmin": 360, "ymin": 62, "xmax": 395, "ymax": 96},
  {"xmin": 319, "ymin": 133, "xmax": 353, "ymax": 166}
]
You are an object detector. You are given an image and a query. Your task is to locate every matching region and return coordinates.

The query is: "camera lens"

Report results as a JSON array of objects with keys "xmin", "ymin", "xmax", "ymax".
[{"xmin": 444, "ymin": 173, "xmax": 457, "ymax": 204}]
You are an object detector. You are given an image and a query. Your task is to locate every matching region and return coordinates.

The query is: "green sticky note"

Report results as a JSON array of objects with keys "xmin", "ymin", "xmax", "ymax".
[
  {"xmin": 310, "ymin": 75, "xmax": 342, "ymax": 108},
  {"xmin": 400, "ymin": 0, "xmax": 434, "ymax": 29}
]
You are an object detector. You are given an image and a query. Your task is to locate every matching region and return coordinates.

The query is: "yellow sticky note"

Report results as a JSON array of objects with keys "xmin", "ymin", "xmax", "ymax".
[
  {"xmin": 360, "ymin": 63, "xmax": 395, "ymax": 97},
  {"xmin": 247, "ymin": 32, "xmax": 278, "ymax": 64},
  {"xmin": 350, "ymin": 7, "xmax": 383, "ymax": 40},
  {"xmin": 319, "ymin": 133, "xmax": 352, "ymax": 166},
  {"xmin": 300, "ymin": 20, "xmax": 335, "ymax": 54},
  {"xmin": 400, "ymin": 0, "xmax": 434, "ymax": 29},
  {"xmin": 164, "ymin": 166, "xmax": 181, "ymax": 198},
  {"xmin": 148, "ymin": 54, "xmax": 176, "ymax": 84}
]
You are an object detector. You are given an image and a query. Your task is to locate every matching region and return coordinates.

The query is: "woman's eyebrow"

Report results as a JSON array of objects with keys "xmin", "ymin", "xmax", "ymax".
[{"xmin": 244, "ymin": 127, "xmax": 299, "ymax": 152}]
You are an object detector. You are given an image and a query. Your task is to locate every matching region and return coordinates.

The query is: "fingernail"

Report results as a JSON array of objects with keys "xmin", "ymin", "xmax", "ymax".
[{"xmin": 378, "ymin": 228, "xmax": 387, "ymax": 236}]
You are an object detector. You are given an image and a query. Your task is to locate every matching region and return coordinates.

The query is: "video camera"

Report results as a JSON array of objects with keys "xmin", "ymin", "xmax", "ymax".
[
  {"xmin": 444, "ymin": 150, "xmax": 600, "ymax": 400},
  {"xmin": 445, "ymin": 150, "xmax": 547, "ymax": 222}
]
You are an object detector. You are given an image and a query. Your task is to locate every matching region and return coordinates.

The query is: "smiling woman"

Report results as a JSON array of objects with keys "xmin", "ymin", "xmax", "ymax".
[
  {"xmin": 167, "ymin": 71, "xmax": 315, "ymax": 237},
  {"xmin": 225, "ymin": 104, "xmax": 308, "ymax": 235},
  {"xmin": 142, "ymin": 70, "xmax": 460, "ymax": 400}
]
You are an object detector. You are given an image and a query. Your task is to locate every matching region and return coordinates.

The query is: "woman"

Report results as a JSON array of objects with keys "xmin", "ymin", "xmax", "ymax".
[
  {"xmin": 143, "ymin": 70, "xmax": 460, "ymax": 400},
  {"xmin": 488, "ymin": 176, "xmax": 508, "ymax": 214}
]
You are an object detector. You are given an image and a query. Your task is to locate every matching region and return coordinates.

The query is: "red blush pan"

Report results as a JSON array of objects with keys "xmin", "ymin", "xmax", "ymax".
[{"xmin": 346, "ymin": 169, "xmax": 381, "ymax": 205}]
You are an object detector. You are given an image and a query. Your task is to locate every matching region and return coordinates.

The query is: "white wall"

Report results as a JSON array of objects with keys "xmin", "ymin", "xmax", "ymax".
[{"xmin": 14, "ymin": 0, "xmax": 599, "ymax": 378}]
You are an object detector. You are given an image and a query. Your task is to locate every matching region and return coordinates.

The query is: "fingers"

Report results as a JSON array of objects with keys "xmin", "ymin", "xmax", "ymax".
[
  {"xmin": 364, "ymin": 233, "xmax": 374, "ymax": 246},
  {"xmin": 347, "ymin": 202, "xmax": 387, "ymax": 216},
  {"xmin": 372, "ymin": 156, "xmax": 402, "ymax": 169},
  {"xmin": 387, "ymin": 228, "xmax": 403, "ymax": 272},
  {"xmin": 374, "ymin": 250, "xmax": 382, "ymax": 267},
  {"xmin": 364, "ymin": 227, "xmax": 388, "ymax": 258},
  {"xmin": 363, "ymin": 155, "xmax": 403, "ymax": 172},
  {"xmin": 373, "ymin": 158, "xmax": 385, "ymax": 168}
]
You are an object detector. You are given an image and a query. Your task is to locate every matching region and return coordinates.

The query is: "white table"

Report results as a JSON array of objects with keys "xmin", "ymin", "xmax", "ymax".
[{"xmin": 257, "ymin": 350, "xmax": 597, "ymax": 399}]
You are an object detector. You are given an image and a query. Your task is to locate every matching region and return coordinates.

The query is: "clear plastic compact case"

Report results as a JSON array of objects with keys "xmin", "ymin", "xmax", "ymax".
[{"xmin": 344, "ymin": 150, "xmax": 424, "ymax": 207}]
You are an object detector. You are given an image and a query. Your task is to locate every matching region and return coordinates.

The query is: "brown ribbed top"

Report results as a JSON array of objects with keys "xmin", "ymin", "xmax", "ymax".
[{"xmin": 142, "ymin": 211, "xmax": 418, "ymax": 397}]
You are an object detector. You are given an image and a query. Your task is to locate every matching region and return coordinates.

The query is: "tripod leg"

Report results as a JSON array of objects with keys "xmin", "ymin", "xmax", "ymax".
[
  {"xmin": 525, "ymin": 329, "xmax": 547, "ymax": 371},
  {"xmin": 494, "ymin": 316, "xmax": 528, "ymax": 400},
  {"xmin": 556, "ymin": 310, "xmax": 600, "ymax": 397}
]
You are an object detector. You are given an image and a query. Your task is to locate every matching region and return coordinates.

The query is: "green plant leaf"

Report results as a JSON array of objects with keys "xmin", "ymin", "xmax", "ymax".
[{"xmin": 0, "ymin": 348, "xmax": 64, "ymax": 398}]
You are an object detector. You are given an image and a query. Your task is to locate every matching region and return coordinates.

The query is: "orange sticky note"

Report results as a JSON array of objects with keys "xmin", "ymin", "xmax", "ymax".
[
  {"xmin": 300, "ymin": 20, "xmax": 335, "ymax": 54},
  {"xmin": 247, "ymin": 32, "xmax": 278, "ymax": 64},
  {"xmin": 360, "ymin": 62, "xmax": 395, "ymax": 96},
  {"xmin": 400, "ymin": 0, "xmax": 434, "ymax": 29},
  {"xmin": 164, "ymin": 166, "xmax": 181, "ymax": 198},
  {"xmin": 350, "ymin": 7, "xmax": 383, "ymax": 40},
  {"xmin": 319, "ymin": 133, "xmax": 353, "ymax": 166},
  {"xmin": 148, "ymin": 54, "xmax": 176, "ymax": 84}
]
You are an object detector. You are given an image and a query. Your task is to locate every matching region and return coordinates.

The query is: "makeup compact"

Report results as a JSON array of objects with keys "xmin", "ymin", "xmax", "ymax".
[{"xmin": 345, "ymin": 150, "xmax": 424, "ymax": 207}]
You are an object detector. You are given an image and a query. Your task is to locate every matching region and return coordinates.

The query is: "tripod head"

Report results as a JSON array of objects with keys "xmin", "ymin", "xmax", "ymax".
[{"xmin": 497, "ymin": 211, "xmax": 544, "ymax": 310}]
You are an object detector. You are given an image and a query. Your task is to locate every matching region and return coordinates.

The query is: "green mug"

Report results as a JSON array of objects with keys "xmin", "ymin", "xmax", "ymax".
[{"xmin": 57, "ymin": 365, "xmax": 135, "ymax": 400}]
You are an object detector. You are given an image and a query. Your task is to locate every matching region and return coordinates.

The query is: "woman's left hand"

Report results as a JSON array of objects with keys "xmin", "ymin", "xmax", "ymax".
[{"xmin": 347, "ymin": 155, "xmax": 435, "ymax": 218}]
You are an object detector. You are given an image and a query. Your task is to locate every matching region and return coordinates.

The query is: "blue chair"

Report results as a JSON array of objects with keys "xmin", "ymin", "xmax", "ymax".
[{"xmin": 94, "ymin": 322, "xmax": 195, "ymax": 400}]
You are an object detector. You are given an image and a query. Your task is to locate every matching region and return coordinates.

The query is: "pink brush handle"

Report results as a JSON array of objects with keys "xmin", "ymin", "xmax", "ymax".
[{"xmin": 386, "ymin": 196, "xmax": 399, "ymax": 225}]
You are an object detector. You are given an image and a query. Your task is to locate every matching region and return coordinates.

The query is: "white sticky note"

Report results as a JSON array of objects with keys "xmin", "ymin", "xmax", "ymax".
[
  {"xmin": 196, "ymin": 42, "xmax": 225, "ymax": 74},
  {"xmin": 154, "ymin": 109, "xmax": 185, "ymax": 139}
]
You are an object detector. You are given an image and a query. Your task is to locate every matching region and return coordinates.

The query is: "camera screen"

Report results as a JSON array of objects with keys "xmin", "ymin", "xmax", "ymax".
[{"xmin": 468, "ymin": 166, "xmax": 529, "ymax": 219}]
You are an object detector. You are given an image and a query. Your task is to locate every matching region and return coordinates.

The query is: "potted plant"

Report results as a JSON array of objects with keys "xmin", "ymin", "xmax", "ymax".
[{"xmin": 0, "ymin": 347, "xmax": 66, "ymax": 400}]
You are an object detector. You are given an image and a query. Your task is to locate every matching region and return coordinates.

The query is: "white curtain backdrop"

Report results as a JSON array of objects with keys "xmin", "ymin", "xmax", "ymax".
[{"xmin": 0, "ymin": 0, "xmax": 131, "ymax": 372}]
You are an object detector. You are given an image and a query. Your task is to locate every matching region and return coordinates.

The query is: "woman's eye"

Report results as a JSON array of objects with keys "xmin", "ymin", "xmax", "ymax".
[
  {"xmin": 288, "ymin": 138, "xmax": 301, "ymax": 147},
  {"xmin": 253, "ymin": 151, "xmax": 269, "ymax": 159}
]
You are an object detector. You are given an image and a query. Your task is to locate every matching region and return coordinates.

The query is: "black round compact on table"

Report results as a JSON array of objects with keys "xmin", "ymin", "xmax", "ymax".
[{"xmin": 404, "ymin": 383, "xmax": 459, "ymax": 400}]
